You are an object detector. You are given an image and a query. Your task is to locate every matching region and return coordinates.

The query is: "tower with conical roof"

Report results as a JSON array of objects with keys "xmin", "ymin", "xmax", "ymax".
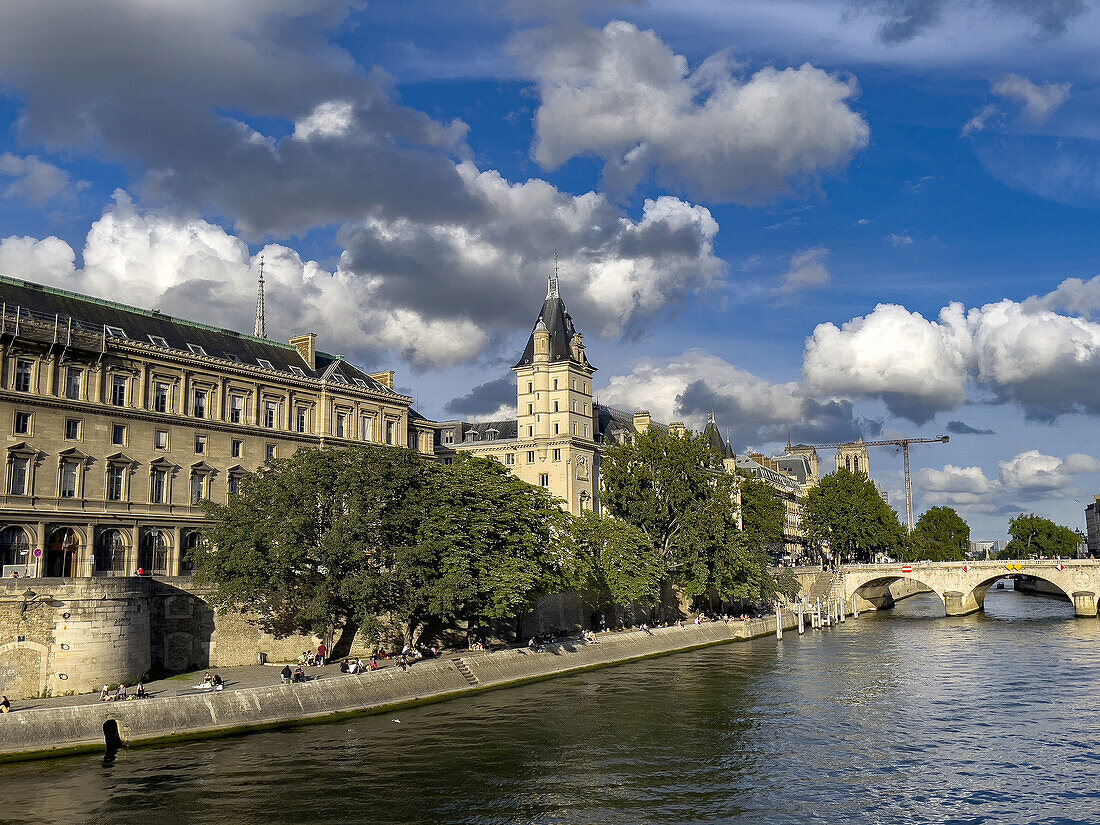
[{"xmin": 511, "ymin": 267, "xmax": 599, "ymax": 513}]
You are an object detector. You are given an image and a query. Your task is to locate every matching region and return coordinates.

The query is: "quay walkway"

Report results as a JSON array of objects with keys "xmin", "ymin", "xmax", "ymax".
[{"xmin": 0, "ymin": 614, "xmax": 801, "ymax": 762}]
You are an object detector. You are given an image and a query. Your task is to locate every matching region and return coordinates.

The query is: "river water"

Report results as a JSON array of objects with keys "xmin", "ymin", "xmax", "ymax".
[{"xmin": 8, "ymin": 588, "xmax": 1100, "ymax": 825}]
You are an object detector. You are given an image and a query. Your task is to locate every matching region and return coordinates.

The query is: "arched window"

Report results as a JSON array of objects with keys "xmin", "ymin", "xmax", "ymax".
[
  {"xmin": 46, "ymin": 527, "xmax": 79, "ymax": 577},
  {"xmin": 180, "ymin": 531, "xmax": 202, "ymax": 575},
  {"xmin": 139, "ymin": 529, "xmax": 170, "ymax": 575},
  {"xmin": 95, "ymin": 529, "xmax": 127, "ymax": 576},
  {"xmin": 0, "ymin": 525, "xmax": 31, "ymax": 570}
]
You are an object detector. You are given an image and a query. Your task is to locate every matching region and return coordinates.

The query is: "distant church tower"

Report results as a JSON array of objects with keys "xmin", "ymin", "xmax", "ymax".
[
  {"xmin": 254, "ymin": 256, "xmax": 267, "ymax": 339},
  {"xmin": 836, "ymin": 439, "xmax": 870, "ymax": 476}
]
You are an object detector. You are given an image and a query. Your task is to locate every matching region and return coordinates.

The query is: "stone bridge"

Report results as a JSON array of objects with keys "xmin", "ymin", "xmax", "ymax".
[{"xmin": 834, "ymin": 560, "xmax": 1100, "ymax": 617}]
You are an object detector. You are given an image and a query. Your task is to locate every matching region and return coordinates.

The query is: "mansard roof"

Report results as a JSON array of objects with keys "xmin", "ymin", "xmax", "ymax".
[
  {"xmin": 593, "ymin": 404, "xmax": 668, "ymax": 443},
  {"xmin": 0, "ymin": 276, "xmax": 402, "ymax": 397},
  {"xmin": 513, "ymin": 281, "xmax": 595, "ymax": 371},
  {"xmin": 736, "ymin": 455, "xmax": 802, "ymax": 495}
]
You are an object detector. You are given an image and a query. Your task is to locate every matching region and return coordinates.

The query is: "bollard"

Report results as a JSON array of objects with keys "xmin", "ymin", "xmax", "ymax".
[
  {"xmin": 797, "ymin": 600, "xmax": 804, "ymax": 634},
  {"xmin": 776, "ymin": 604, "xmax": 782, "ymax": 640}
]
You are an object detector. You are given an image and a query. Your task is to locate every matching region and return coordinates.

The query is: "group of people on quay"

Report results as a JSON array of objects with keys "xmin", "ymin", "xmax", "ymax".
[{"xmin": 98, "ymin": 681, "xmax": 147, "ymax": 702}]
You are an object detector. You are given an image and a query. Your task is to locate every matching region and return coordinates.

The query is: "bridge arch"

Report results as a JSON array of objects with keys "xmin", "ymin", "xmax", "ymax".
[{"xmin": 850, "ymin": 574, "xmax": 944, "ymax": 612}]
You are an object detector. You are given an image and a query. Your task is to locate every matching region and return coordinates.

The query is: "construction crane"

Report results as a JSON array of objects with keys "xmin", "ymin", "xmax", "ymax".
[{"xmin": 795, "ymin": 436, "xmax": 950, "ymax": 532}]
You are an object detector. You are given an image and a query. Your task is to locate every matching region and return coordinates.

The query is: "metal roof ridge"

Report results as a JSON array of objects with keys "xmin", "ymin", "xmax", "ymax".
[{"xmin": 0, "ymin": 273, "xmax": 300, "ymax": 352}]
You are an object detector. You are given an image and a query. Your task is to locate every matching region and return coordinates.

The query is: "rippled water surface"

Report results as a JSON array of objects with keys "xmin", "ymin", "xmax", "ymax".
[{"xmin": 9, "ymin": 588, "xmax": 1100, "ymax": 825}]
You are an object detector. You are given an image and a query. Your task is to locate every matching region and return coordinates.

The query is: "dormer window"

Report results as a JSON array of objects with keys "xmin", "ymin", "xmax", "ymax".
[
  {"xmin": 188, "ymin": 343, "xmax": 207, "ymax": 356},
  {"xmin": 289, "ymin": 366, "xmax": 306, "ymax": 377},
  {"xmin": 104, "ymin": 325, "xmax": 126, "ymax": 338},
  {"xmin": 225, "ymin": 353, "xmax": 241, "ymax": 363},
  {"xmin": 353, "ymin": 378, "xmax": 368, "ymax": 388},
  {"xmin": 329, "ymin": 373, "xmax": 347, "ymax": 384},
  {"xmin": 486, "ymin": 429, "xmax": 498, "ymax": 442},
  {"xmin": 148, "ymin": 335, "xmax": 169, "ymax": 348},
  {"xmin": 256, "ymin": 359, "xmax": 275, "ymax": 371},
  {"xmin": 464, "ymin": 430, "xmax": 478, "ymax": 442}
]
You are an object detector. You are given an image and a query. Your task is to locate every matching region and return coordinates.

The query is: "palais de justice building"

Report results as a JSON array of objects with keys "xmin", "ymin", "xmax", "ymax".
[{"xmin": 0, "ymin": 275, "xmax": 434, "ymax": 579}]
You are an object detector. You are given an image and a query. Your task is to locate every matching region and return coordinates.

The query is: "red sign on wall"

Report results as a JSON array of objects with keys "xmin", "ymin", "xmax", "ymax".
[{"xmin": 901, "ymin": 565, "xmax": 913, "ymax": 573}]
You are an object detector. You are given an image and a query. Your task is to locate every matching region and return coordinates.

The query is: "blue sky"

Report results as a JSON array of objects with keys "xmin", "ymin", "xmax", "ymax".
[{"xmin": 1, "ymin": 0, "xmax": 1099, "ymax": 540}]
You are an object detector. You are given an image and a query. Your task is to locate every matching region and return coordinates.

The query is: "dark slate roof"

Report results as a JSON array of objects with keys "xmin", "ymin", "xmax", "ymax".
[
  {"xmin": 773, "ymin": 455, "xmax": 812, "ymax": 485},
  {"xmin": 593, "ymin": 404, "xmax": 667, "ymax": 443},
  {"xmin": 0, "ymin": 275, "xmax": 402, "ymax": 396},
  {"xmin": 461, "ymin": 419, "xmax": 519, "ymax": 442},
  {"xmin": 702, "ymin": 420, "xmax": 735, "ymax": 459},
  {"xmin": 513, "ymin": 290, "xmax": 595, "ymax": 371}
]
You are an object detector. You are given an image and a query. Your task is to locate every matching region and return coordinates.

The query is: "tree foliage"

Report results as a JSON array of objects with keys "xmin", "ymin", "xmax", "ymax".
[
  {"xmin": 384, "ymin": 455, "xmax": 568, "ymax": 643},
  {"xmin": 999, "ymin": 513, "xmax": 1080, "ymax": 559},
  {"xmin": 802, "ymin": 468, "xmax": 905, "ymax": 562},
  {"xmin": 600, "ymin": 427, "xmax": 785, "ymax": 605},
  {"xmin": 907, "ymin": 506, "xmax": 970, "ymax": 561},
  {"xmin": 738, "ymin": 473, "xmax": 786, "ymax": 558},
  {"xmin": 566, "ymin": 511, "xmax": 665, "ymax": 608},
  {"xmin": 195, "ymin": 446, "xmax": 425, "ymax": 641}
]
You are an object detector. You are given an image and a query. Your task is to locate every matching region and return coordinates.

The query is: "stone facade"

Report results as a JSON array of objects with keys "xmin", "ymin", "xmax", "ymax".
[{"xmin": 0, "ymin": 275, "xmax": 435, "ymax": 579}]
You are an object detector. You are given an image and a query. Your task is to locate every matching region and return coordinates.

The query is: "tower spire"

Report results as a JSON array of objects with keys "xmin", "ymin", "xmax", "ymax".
[
  {"xmin": 254, "ymin": 255, "xmax": 267, "ymax": 339},
  {"xmin": 546, "ymin": 252, "xmax": 559, "ymax": 300}
]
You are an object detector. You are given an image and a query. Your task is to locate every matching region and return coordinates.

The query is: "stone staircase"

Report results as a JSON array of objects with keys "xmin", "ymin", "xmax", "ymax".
[
  {"xmin": 806, "ymin": 571, "xmax": 842, "ymax": 603},
  {"xmin": 452, "ymin": 657, "xmax": 478, "ymax": 686}
]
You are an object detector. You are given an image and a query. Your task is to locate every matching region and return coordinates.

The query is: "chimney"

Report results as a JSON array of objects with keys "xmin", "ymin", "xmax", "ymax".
[
  {"xmin": 632, "ymin": 410, "xmax": 651, "ymax": 433},
  {"xmin": 370, "ymin": 370, "xmax": 395, "ymax": 389},
  {"xmin": 289, "ymin": 333, "xmax": 317, "ymax": 370},
  {"xmin": 668, "ymin": 421, "xmax": 686, "ymax": 437}
]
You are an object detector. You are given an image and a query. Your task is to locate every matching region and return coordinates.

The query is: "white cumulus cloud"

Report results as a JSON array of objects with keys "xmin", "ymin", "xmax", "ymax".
[
  {"xmin": 600, "ymin": 349, "xmax": 880, "ymax": 450},
  {"xmin": 517, "ymin": 20, "xmax": 870, "ymax": 203}
]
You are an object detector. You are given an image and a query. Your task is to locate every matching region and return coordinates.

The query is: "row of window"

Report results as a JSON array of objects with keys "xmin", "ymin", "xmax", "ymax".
[
  {"xmin": 6, "ymin": 455, "xmax": 241, "ymax": 504},
  {"xmin": 524, "ymin": 400, "xmax": 591, "ymax": 415},
  {"xmin": 524, "ymin": 379, "xmax": 591, "ymax": 394},
  {"xmin": 11, "ymin": 360, "xmax": 399, "ymax": 442},
  {"xmin": 13, "ymin": 411, "xmax": 279, "ymax": 461}
]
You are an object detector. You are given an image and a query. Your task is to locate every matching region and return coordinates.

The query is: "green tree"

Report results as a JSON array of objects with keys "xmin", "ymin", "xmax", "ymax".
[
  {"xmin": 999, "ymin": 513, "xmax": 1080, "ymax": 559},
  {"xmin": 802, "ymin": 468, "xmax": 906, "ymax": 563},
  {"xmin": 567, "ymin": 511, "xmax": 665, "ymax": 610},
  {"xmin": 738, "ymin": 474, "xmax": 785, "ymax": 558},
  {"xmin": 907, "ymin": 506, "xmax": 970, "ymax": 561},
  {"xmin": 600, "ymin": 427, "xmax": 783, "ymax": 605},
  {"xmin": 384, "ymin": 455, "xmax": 568, "ymax": 644},
  {"xmin": 194, "ymin": 445, "xmax": 426, "ymax": 644}
]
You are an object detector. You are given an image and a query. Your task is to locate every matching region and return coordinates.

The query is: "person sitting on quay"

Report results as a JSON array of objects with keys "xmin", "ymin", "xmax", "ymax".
[
  {"xmin": 115, "ymin": 684, "xmax": 127, "ymax": 702},
  {"xmin": 201, "ymin": 672, "xmax": 214, "ymax": 689},
  {"xmin": 212, "ymin": 673, "xmax": 224, "ymax": 691},
  {"xmin": 99, "ymin": 684, "xmax": 111, "ymax": 702},
  {"xmin": 292, "ymin": 665, "xmax": 305, "ymax": 683},
  {"xmin": 281, "ymin": 664, "xmax": 293, "ymax": 684},
  {"xmin": 641, "ymin": 623, "xmax": 653, "ymax": 635},
  {"xmin": 135, "ymin": 682, "xmax": 147, "ymax": 698},
  {"xmin": 1, "ymin": 695, "xmax": 10, "ymax": 713}
]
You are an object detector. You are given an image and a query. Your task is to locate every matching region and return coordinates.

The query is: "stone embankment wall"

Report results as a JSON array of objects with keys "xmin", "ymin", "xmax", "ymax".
[
  {"xmin": 0, "ymin": 578, "xmax": 152, "ymax": 700},
  {"xmin": 0, "ymin": 615, "xmax": 797, "ymax": 762}
]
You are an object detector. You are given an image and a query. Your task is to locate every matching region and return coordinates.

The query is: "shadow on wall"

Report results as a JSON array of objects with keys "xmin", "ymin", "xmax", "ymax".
[{"xmin": 149, "ymin": 579, "xmax": 217, "ymax": 674}]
